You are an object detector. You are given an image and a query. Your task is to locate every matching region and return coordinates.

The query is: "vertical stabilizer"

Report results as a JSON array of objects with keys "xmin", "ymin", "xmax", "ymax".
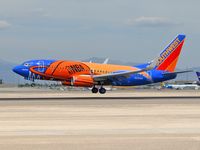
[
  {"xmin": 154, "ymin": 34, "xmax": 186, "ymax": 72},
  {"xmin": 196, "ymin": 72, "xmax": 200, "ymax": 81}
]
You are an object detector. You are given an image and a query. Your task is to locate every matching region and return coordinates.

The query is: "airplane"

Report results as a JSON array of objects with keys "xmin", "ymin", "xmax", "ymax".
[
  {"xmin": 163, "ymin": 72, "xmax": 200, "ymax": 90},
  {"xmin": 163, "ymin": 83, "xmax": 199, "ymax": 90},
  {"xmin": 13, "ymin": 34, "xmax": 190, "ymax": 94}
]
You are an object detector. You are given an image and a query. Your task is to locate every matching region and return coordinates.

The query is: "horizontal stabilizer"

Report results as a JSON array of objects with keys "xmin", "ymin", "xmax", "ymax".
[{"xmin": 163, "ymin": 70, "xmax": 193, "ymax": 76}]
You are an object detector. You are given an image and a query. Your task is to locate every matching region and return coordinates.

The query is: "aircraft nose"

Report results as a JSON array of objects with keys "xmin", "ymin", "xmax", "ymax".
[
  {"xmin": 12, "ymin": 65, "xmax": 29, "ymax": 77},
  {"xmin": 12, "ymin": 66, "xmax": 21, "ymax": 74}
]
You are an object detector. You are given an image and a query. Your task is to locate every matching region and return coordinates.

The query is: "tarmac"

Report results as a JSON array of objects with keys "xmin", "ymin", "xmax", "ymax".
[{"xmin": 1, "ymin": 87, "xmax": 200, "ymax": 150}]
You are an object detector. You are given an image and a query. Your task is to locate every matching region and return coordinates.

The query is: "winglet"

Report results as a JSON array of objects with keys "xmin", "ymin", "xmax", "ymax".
[
  {"xmin": 147, "ymin": 58, "xmax": 159, "ymax": 70},
  {"xmin": 103, "ymin": 58, "xmax": 109, "ymax": 64}
]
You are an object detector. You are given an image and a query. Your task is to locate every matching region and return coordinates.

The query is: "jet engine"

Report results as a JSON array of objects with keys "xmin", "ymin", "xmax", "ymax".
[{"xmin": 62, "ymin": 75, "xmax": 94, "ymax": 87}]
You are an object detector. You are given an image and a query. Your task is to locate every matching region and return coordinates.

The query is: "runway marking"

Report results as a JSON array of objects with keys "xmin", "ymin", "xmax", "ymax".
[{"xmin": 0, "ymin": 96, "xmax": 200, "ymax": 101}]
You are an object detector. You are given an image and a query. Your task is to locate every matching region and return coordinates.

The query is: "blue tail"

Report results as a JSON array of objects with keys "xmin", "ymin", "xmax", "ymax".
[{"xmin": 196, "ymin": 72, "xmax": 200, "ymax": 81}]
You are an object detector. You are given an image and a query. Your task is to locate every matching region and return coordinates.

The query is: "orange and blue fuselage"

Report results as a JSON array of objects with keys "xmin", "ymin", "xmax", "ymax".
[{"xmin": 12, "ymin": 60, "xmax": 176, "ymax": 87}]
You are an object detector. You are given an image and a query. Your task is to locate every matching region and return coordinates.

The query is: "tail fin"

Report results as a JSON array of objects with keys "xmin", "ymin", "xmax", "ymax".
[
  {"xmin": 154, "ymin": 34, "xmax": 186, "ymax": 72},
  {"xmin": 196, "ymin": 72, "xmax": 200, "ymax": 81}
]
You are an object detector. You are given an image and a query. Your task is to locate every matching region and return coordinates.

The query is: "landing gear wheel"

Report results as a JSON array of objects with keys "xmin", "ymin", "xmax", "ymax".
[
  {"xmin": 92, "ymin": 87, "xmax": 98, "ymax": 93},
  {"xmin": 99, "ymin": 87, "xmax": 106, "ymax": 94}
]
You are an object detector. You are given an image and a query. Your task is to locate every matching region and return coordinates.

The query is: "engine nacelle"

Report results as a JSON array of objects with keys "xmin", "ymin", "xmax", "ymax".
[{"xmin": 62, "ymin": 75, "xmax": 94, "ymax": 87}]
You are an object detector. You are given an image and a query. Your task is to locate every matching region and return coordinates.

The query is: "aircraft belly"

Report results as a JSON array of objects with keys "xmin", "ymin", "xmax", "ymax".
[{"xmin": 110, "ymin": 75, "xmax": 151, "ymax": 86}]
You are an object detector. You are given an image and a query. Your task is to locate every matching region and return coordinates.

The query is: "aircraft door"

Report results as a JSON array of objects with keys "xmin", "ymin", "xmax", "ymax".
[{"xmin": 37, "ymin": 60, "xmax": 45, "ymax": 73}]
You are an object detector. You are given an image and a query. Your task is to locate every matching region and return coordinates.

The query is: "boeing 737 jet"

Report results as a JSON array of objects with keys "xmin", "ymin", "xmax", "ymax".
[{"xmin": 13, "ymin": 34, "xmax": 189, "ymax": 94}]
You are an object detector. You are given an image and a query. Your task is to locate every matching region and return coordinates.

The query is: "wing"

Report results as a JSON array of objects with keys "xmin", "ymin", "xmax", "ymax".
[{"xmin": 93, "ymin": 62, "xmax": 154, "ymax": 82}]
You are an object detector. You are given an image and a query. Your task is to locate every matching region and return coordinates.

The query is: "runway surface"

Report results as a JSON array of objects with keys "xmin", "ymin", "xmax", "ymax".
[{"xmin": 1, "ymin": 87, "xmax": 200, "ymax": 150}]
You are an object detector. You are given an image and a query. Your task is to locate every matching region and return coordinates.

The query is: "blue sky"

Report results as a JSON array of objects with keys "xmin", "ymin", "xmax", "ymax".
[{"xmin": 0, "ymin": 0, "xmax": 200, "ymax": 68}]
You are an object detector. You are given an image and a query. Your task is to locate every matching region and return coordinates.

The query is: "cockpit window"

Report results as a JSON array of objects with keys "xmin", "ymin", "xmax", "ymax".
[{"xmin": 23, "ymin": 63, "xmax": 30, "ymax": 67}]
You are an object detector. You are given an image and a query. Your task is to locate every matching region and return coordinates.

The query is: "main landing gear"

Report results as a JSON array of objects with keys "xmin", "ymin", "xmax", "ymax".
[
  {"xmin": 91, "ymin": 86, "xmax": 106, "ymax": 94},
  {"xmin": 91, "ymin": 86, "xmax": 98, "ymax": 93},
  {"xmin": 99, "ymin": 87, "xmax": 106, "ymax": 94}
]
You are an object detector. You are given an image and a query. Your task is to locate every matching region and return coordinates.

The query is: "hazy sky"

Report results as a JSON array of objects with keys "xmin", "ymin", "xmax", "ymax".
[{"xmin": 0, "ymin": 0, "xmax": 199, "ymax": 68}]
